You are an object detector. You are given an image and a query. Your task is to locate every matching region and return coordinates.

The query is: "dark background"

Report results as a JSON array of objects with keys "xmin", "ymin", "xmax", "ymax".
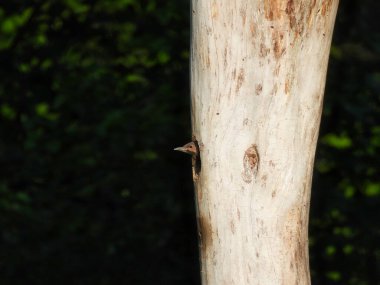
[{"xmin": 0, "ymin": 1, "xmax": 379, "ymax": 284}]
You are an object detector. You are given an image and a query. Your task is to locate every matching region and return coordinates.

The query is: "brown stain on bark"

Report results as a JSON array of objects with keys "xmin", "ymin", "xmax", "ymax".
[
  {"xmin": 285, "ymin": 0, "xmax": 296, "ymax": 29},
  {"xmin": 264, "ymin": 0, "xmax": 327, "ymax": 46},
  {"xmin": 273, "ymin": 44, "xmax": 282, "ymax": 58},
  {"xmin": 198, "ymin": 214, "xmax": 213, "ymax": 254},
  {"xmin": 307, "ymin": 0, "xmax": 317, "ymax": 29},
  {"xmin": 236, "ymin": 68, "xmax": 245, "ymax": 92},
  {"xmin": 282, "ymin": 206, "xmax": 309, "ymax": 279},
  {"xmin": 255, "ymin": 84, "xmax": 263, "ymax": 95},
  {"xmin": 198, "ymin": 36, "xmax": 211, "ymax": 69},
  {"xmin": 249, "ymin": 20, "xmax": 256, "ymax": 37},
  {"xmin": 272, "ymin": 31, "xmax": 286, "ymax": 59},
  {"xmin": 285, "ymin": 64, "xmax": 296, "ymax": 95},
  {"xmin": 260, "ymin": 43, "xmax": 270, "ymax": 57},
  {"xmin": 223, "ymin": 46, "xmax": 228, "ymax": 67},
  {"xmin": 264, "ymin": 0, "xmax": 320, "ymax": 52},
  {"xmin": 242, "ymin": 144, "xmax": 259, "ymax": 183},
  {"xmin": 285, "ymin": 76, "xmax": 292, "ymax": 95},
  {"xmin": 321, "ymin": 0, "xmax": 333, "ymax": 16},
  {"xmin": 264, "ymin": 0, "xmax": 282, "ymax": 21}
]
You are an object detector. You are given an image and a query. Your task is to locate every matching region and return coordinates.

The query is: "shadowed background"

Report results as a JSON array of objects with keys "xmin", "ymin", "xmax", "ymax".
[{"xmin": 0, "ymin": 1, "xmax": 379, "ymax": 284}]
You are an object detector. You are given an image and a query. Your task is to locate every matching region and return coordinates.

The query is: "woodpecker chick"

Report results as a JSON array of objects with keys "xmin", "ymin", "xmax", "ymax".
[{"xmin": 174, "ymin": 142, "xmax": 197, "ymax": 156}]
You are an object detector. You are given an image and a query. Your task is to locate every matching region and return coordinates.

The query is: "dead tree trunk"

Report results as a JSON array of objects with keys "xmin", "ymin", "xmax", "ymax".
[{"xmin": 190, "ymin": 0, "xmax": 339, "ymax": 284}]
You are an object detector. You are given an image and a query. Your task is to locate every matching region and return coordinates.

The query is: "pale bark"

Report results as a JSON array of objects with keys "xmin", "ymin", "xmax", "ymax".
[{"xmin": 190, "ymin": 0, "xmax": 339, "ymax": 284}]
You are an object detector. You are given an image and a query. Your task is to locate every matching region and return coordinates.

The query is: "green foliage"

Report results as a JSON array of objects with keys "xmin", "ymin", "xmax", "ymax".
[
  {"xmin": 0, "ymin": 1, "xmax": 196, "ymax": 284},
  {"xmin": 310, "ymin": 1, "xmax": 380, "ymax": 284},
  {"xmin": 0, "ymin": 0, "xmax": 379, "ymax": 285}
]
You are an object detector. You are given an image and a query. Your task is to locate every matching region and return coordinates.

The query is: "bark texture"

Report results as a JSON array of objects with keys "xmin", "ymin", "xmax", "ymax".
[{"xmin": 190, "ymin": 1, "xmax": 339, "ymax": 284}]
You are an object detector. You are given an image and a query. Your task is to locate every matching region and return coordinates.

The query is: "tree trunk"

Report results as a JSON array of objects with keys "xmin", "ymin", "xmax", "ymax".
[{"xmin": 190, "ymin": 1, "xmax": 339, "ymax": 284}]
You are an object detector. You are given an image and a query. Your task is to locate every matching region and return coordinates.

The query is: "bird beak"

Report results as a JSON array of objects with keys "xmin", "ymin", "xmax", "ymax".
[{"xmin": 174, "ymin": 146, "xmax": 187, "ymax": 153}]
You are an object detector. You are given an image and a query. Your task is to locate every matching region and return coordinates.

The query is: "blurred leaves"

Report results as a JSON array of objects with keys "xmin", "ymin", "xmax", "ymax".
[
  {"xmin": 0, "ymin": 1, "xmax": 196, "ymax": 285},
  {"xmin": 321, "ymin": 133, "xmax": 352, "ymax": 149},
  {"xmin": 311, "ymin": 1, "xmax": 380, "ymax": 284}
]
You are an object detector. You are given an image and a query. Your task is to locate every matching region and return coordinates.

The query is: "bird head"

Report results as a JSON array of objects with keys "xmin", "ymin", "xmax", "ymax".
[{"xmin": 174, "ymin": 142, "xmax": 197, "ymax": 156}]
